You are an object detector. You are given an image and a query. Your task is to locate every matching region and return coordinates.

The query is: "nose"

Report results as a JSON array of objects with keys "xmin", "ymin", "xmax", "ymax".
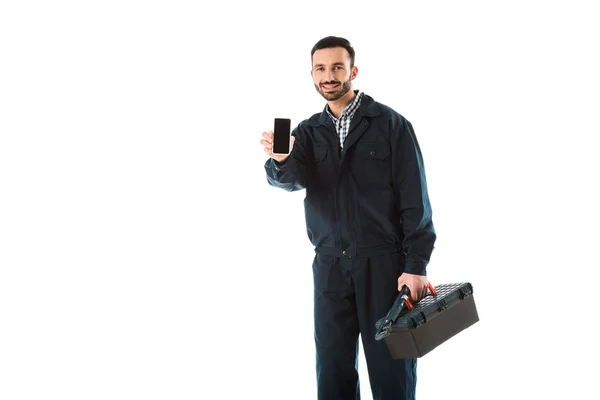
[{"xmin": 327, "ymin": 69, "xmax": 336, "ymax": 81}]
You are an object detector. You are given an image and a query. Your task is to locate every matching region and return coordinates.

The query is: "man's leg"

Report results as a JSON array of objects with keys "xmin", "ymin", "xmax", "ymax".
[
  {"xmin": 313, "ymin": 253, "xmax": 361, "ymax": 400},
  {"xmin": 353, "ymin": 252, "xmax": 417, "ymax": 400}
]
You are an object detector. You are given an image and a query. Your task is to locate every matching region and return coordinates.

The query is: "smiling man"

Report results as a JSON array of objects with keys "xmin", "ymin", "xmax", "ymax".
[{"xmin": 261, "ymin": 36, "xmax": 437, "ymax": 400}]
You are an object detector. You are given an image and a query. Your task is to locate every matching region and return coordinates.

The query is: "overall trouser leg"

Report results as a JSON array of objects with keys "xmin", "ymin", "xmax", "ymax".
[
  {"xmin": 353, "ymin": 251, "xmax": 417, "ymax": 400},
  {"xmin": 313, "ymin": 252, "xmax": 361, "ymax": 400}
]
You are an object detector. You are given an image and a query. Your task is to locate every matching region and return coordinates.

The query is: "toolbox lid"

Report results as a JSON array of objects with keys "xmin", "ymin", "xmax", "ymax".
[{"xmin": 392, "ymin": 282, "xmax": 474, "ymax": 329}]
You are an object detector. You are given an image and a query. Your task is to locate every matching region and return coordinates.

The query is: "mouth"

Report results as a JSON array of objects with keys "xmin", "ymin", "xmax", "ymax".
[{"xmin": 321, "ymin": 83, "xmax": 340, "ymax": 91}]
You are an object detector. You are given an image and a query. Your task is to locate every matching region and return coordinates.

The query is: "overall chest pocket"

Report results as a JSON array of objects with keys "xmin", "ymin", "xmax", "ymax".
[
  {"xmin": 356, "ymin": 143, "xmax": 390, "ymax": 160},
  {"xmin": 353, "ymin": 142, "xmax": 392, "ymax": 188},
  {"xmin": 312, "ymin": 146, "xmax": 328, "ymax": 163}
]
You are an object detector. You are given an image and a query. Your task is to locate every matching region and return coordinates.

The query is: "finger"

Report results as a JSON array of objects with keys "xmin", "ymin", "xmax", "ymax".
[
  {"xmin": 410, "ymin": 288, "xmax": 419, "ymax": 302},
  {"xmin": 421, "ymin": 281, "xmax": 430, "ymax": 299},
  {"xmin": 260, "ymin": 139, "xmax": 272, "ymax": 149},
  {"xmin": 261, "ymin": 132, "xmax": 273, "ymax": 143},
  {"xmin": 399, "ymin": 284, "xmax": 412, "ymax": 299},
  {"xmin": 419, "ymin": 286, "xmax": 428, "ymax": 300},
  {"xmin": 397, "ymin": 280, "xmax": 404, "ymax": 292},
  {"xmin": 408, "ymin": 285, "xmax": 421, "ymax": 302},
  {"xmin": 419, "ymin": 284, "xmax": 427, "ymax": 298}
]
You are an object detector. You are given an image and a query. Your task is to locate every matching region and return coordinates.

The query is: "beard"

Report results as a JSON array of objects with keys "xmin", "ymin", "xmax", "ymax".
[{"xmin": 314, "ymin": 79, "xmax": 352, "ymax": 101}]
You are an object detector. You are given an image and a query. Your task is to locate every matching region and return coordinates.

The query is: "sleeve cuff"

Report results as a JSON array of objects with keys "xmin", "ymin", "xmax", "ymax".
[
  {"xmin": 272, "ymin": 156, "xmax": 293, "ymax": 171},
  {"xmin": 403, "ymin": 256, "xmax": 428, "ymax": 276}
]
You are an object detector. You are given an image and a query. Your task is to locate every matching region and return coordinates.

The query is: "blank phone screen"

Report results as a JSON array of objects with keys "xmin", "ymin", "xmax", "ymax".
[{"xmin": 273, "ymin": 118, "xmax": 291, "ymax": 154}]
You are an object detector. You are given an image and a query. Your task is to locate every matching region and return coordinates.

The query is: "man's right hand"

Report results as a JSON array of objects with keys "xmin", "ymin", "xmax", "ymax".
[{"xmin": 261, "ymin": 130, "xmax": 295, "ymax": 164}]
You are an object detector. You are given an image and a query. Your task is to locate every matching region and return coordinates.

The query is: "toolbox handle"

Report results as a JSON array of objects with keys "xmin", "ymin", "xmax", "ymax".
[
  {"xmin": 390, "ymin": 282, "xmax": 437, "ymax": 312},
  {"xmin": 404, "ymin": 282, "xmax": 437, "ymax": 310}
]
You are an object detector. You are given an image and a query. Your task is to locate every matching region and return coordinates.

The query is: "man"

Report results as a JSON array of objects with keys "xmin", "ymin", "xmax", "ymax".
[{"xmin": 260, "ymin": 36, "xmax": 436, "ymax": 400}]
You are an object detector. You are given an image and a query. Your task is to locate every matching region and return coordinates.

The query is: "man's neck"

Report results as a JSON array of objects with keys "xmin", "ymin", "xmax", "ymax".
[{"xmin": 327, "ymin": 89, "xmax": 357, "ymax": 119}]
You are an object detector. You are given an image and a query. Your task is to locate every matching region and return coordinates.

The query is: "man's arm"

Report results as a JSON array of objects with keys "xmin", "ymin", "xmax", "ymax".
[
  {"xmin": 263, "ymin": 128, "xmax": 309, "ymax": 192},
  {"xmin": 391, "ymin": 118, "xmax": 437, "ymax": 277}
]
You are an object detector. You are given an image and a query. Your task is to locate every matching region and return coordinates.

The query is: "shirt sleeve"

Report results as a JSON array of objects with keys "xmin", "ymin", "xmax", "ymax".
[{"xmin": 391, "ymin": 118, "xmax": 437, "ymax": 275}]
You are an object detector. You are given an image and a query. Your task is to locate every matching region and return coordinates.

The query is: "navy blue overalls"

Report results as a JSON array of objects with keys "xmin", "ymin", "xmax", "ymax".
[{"xmin": 265, "ymin": 93, "xmax": 436, "ymax": 399}]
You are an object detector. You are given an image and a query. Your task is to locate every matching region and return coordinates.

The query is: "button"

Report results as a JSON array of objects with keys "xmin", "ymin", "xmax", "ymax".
[
  {"xmin": 370, "ymin": 151, "xmax": 376, "ymax": 156},
  {"xmin": 342, "ymin": 250, "xmax": 347, "ymax": 256}
]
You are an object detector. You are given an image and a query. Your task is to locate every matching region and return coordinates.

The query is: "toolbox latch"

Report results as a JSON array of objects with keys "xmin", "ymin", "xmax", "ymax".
[
  {"xmin": 410, "ymin": 312, "xmax": 426, "ymax": 328},
  {"xmin": 436, "ymin": 298, "xmax": 448, "ymax": 312},
  {"xmin": 458, "ymin": 284, "xmax": 473, "ymax": 300}
]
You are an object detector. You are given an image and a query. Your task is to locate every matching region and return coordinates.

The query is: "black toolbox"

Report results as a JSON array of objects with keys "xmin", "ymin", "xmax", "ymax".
[{"xmin": 375, "ymin": 282, "xmax": 479, "ymax": 359}]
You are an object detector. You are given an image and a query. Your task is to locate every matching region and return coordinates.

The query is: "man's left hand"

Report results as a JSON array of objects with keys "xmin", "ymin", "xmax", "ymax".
[{"xmin": 397, "ymin": 273, "xmax": 429, "ymax": 302}]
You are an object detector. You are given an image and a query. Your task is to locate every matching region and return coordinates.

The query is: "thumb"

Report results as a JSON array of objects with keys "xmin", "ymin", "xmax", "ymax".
[{"xmin": 397, "ymin": 279, "xmax": 405, "ymax": 292}]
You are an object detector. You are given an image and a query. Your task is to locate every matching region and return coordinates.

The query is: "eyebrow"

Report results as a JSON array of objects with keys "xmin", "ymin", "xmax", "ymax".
[{"xmin": 313, "ymin": 62, "xmax": 346, "ymax": 68}]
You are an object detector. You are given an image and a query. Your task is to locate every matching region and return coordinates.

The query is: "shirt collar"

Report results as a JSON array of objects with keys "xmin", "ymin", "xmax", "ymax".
[{"xmin": 326, "ymin": 90, "xmax": 364, "ymax": 120}]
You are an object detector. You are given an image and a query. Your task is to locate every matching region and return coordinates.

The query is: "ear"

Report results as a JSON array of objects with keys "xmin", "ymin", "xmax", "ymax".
[{"xmin": 351, "ymin": 66, "xmax": 358, "ymax": 80}]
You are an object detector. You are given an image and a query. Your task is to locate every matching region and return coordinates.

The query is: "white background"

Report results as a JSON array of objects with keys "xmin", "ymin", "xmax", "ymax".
[{"xmin": 1, "ymin": 1, "xmax": 599, "ymax": 399}]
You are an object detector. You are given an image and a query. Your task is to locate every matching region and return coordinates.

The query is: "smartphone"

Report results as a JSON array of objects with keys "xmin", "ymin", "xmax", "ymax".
[{"xmin": 273, "ymin": 118, "xmax": 291, "ymax": 155}]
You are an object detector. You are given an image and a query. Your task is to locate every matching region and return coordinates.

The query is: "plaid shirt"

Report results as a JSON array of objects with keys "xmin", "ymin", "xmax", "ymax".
[{"xmin": 326, "ymin": 90, "xmax": 364, "ymax": 150}]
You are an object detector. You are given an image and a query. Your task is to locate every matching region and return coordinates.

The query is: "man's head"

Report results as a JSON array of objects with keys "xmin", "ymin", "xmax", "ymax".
[{"xmin": 311, "ymin": 36, "xmax": 358, "ymax": 102}]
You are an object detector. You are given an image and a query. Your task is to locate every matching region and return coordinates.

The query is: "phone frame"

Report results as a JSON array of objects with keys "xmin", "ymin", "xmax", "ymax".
[{"xmin": 272, "ymin": 118, "xmax": 291, "ymax": 155}]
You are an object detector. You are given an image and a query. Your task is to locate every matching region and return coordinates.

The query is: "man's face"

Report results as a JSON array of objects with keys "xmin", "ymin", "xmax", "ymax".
[{"xmin": 311, "ymin": 47, "xmax": 357, "ymax": 101}]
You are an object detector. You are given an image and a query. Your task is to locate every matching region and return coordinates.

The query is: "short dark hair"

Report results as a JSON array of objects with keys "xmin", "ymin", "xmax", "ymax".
[{"xmin": 311, "ymin": 36, "xmax": 355, "ymax": 67}]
